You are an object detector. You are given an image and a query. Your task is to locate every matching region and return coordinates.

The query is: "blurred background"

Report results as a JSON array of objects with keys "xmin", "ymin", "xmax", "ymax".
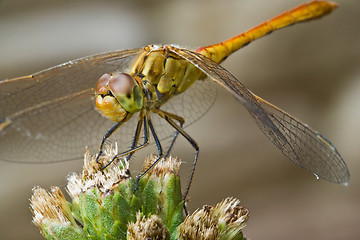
[{"xmin": 0, "ymin": 0, "xmax": 359, "ymax": 239}]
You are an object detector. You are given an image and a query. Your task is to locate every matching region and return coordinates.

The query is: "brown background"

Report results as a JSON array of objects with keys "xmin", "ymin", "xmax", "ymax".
[{"xmin": 0, "ymin": 0, "xmax": 359, "ymax": 239}]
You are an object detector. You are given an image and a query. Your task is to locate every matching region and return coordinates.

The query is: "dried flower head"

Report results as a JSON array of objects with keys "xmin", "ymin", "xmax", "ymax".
[
  {"xmin": 177, "ymin": 197, "xmax": 249, "ymax": 240},
  {"xmin": 67, "ymin": 144, "xmax": 130, "ymax": 200},
  {"xmin": 30, "ymin": 145, "xmax": 249, "ymax": 239},
  {"xmin": 127, "ymin": 212, "xmax": 168, "ymax": 239}
]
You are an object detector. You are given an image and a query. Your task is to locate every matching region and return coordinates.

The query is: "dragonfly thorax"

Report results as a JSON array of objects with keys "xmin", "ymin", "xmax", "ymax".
[{"xmin": 130, "ymin": 45, "xmax": 205, "ymax": 108}]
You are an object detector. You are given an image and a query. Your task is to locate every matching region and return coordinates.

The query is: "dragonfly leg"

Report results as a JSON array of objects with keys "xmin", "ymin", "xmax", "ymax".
[
  {"xmin": 159, "ymin": 112, "xmax": 199, "ymax": 206},
  {"xmin": 96, "ymin": 121, "xmax": 123, "ymax": 164},
  {"xmin": 157, "ymin": 110, "xmax": 185, "ymax": 158},
  {"xmin": 134, "ymin": 118, "xmax": 163, "ymax": 191},
  {"xmin": 165, "ymin": 131, "xmax": 180, "ymax": 158},
  {"xmin": 101, "ymin": 115, "xmax": 150, "ymax": 169},
  {"xmin": 124, "ymin": 118, "xmax": 143, "ymax": 162}
]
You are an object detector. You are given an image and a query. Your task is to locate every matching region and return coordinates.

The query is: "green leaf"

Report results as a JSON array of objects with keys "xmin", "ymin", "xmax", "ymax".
[
  {"xmin": 97, "ymin": 206, "xmax": 114, "ymax": 234},
  {"xmin": 82, "ymin": 216, "xmax": 96, "ymax": 237},
  {"xmin": 142, "ymin": 179, "xmax": 158, "ymax": 216},
  {"xmin": 82, "ymin": 190, "xmax": 100, "ymax": 223},
  {"xmin": 42, "ymin": 220, "xmax": 87, "ymax": 240},
  {"xmin": 102, "ymin": 194, "xmax": 114, "ymax": 212},
  {"xmin": 110, "ymin": 220, "xmax": 127, "ymax": 240},
  {"xmin": 130, "ymin": 195, "xmax": 141, "ymax": 221},
  {"xmin": 168, "ymin": 202, "xmax": 184, "ymax": 236},
  {"xmin": 113, "ymin": 192, "xmax": 131, "ymax": 224}
]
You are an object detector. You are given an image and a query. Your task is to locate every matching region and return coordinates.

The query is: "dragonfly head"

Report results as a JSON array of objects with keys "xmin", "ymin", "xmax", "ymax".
[{"xmin": 95, "ymin": 73, "xmax": 144, "ymax": 122}]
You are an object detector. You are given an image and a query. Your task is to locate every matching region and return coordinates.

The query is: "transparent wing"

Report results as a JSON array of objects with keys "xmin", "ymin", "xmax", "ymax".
[
  {"xmin": 172, "ymin": 47, "xmax": 350, "ymax": 184},
  {"xmin": 0, "ymin": 48, "xmax": 143, "ymax": 163}
]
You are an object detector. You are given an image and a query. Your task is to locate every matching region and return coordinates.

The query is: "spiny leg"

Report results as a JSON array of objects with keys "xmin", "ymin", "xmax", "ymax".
[
  {"xmin": 105, "ymin": 116, "xmax": 150, "ymax": 167},
  {"xmin": 100, "ymin": 115, "xmax": 150, "ymax": 169},
  {"xmin": 165, "ymin": 131, "xmax": 180, "ymax": 158},
  {"xmin": 158, "ymin": 110, "xmax": 185, "ymax": 158},
  {"xmin": 96, "ymin": 121, "xmax": 123, "ymax": 164},
  {"xmin": 101, "ymin": 117, "xmax": 143, "ymax": 168},
  {"xmin": 163, "ymin": 114, "xmax": 199, "ymax": 200},
  {"xmin": 134, "ymin": 117, "xmax": 163, "ymax": 191},
  {"xmin": 125, "ymin": 117, "xmax": 144, "ymax": 162},
  {"xmin": 156, "ymin": 111, "xmax": 198, "ymax": 215}
]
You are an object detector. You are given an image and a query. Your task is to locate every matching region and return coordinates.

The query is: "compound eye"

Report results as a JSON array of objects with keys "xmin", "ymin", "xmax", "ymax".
[
  {"xmin": 108, "ymin": 73, "xmax": 137, "ymax": 97},
  {"xmin": 95, "ymin": 73, "xmax": 111, "ymax": 94}
]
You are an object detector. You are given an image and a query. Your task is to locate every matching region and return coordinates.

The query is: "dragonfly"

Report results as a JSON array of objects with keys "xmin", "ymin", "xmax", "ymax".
[{"xmin": 0, "ymin": 1, "xmax": 350, "ymax": 199}]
